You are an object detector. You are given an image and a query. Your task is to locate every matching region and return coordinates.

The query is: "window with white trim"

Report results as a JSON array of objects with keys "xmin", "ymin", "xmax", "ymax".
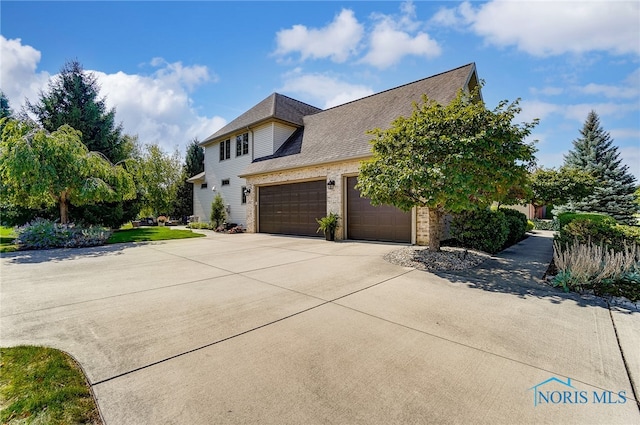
[
  {"xmin": 219, "ymin": 139, "xmax": 231, "ymax": 161},
  {"xmin": 236, "ymin": 133, "xmax": 249, "ymax": 157}
]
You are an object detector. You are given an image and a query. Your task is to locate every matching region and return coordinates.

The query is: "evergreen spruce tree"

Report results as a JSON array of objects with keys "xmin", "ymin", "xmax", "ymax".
[
  {"xmin": 564, "ymin": 110, "xmax": 638, "ymax": 224},
  {"xmin": 172, "ymin": 139, "xmax": 204, "ymax": 220},
  {"xmin": 28, "ymin": 60, "xmax": 127, "ymax": 163}
]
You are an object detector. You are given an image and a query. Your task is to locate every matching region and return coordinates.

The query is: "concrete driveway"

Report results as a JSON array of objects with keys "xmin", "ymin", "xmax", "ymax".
[{"xmin": 1, "ymin": 232, "xmax": 638, "ymax": 424}]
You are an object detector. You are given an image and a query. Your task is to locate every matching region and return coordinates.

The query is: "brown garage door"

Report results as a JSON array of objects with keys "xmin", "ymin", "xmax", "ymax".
[
  {"xmin": 347, "ymin": 176, "xmax": 411, "ymax": 243},
  {"xmin": 259, "ymin": 180, "xmax": 327, "ymax": 237}
]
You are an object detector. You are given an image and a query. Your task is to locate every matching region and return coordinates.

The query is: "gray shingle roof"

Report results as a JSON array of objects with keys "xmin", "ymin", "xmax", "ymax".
[
  {"xmin": 201, "ymin": 93, "xmax": 322, "ymax": 146},
  {"xmin": 240, "ymin": 63, "xmax": 478, "ymax": 177}
]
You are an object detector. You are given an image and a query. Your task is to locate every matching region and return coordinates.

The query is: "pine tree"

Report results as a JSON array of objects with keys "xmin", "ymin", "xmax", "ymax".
[
  {"xmin": 28, "ymin": 60, "xmax": 127, "ymax": 163},
  {"xmin": 564, "ymin": 110, "xmax": 638, "ymax": 224},
  {"xmin": 172, "ymin": 139, "xmax": 204, "ymax": 219}
]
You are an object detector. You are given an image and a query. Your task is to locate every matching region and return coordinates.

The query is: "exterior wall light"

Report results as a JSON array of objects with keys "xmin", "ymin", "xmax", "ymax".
[{"xmin": 327, "ymin": 180, "xmax": 336, "ymax": 188}]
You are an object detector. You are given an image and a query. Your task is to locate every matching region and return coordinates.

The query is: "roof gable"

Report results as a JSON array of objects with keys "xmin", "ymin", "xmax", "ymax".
[
  {"xmin": 201, "ymin": 93, "xmax": 321, "ymax": 145},
  {"xmin": 242, "ymin": 63, "xmax": 478, "ymax": 176}
]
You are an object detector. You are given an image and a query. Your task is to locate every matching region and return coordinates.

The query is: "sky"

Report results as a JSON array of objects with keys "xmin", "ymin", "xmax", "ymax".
[{"xmin": 1, "ymin": 1, "xmax": 639, "ymax": 180}]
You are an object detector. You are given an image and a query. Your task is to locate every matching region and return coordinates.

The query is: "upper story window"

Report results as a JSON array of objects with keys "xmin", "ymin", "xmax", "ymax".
[
  {"xmin": 221, "ymin": 178, "xmax": 230, "ymax": 186},
  {"xmin": 236, "ymin": 133, "xmax": 249, "ymax": 157},
  {"xmin": 219, "ymin": 139, "xmax": 231, "ymax": 161},
  {"xmin": 200, "ymin": 183, "xmax": 208, "ymax": 189}
]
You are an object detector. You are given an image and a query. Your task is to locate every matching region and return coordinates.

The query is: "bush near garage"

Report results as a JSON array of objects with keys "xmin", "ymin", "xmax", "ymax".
[
  {"xmin": 15, "ymin": 218, "xmax": 111, "ymax": 250},
  {"xmin": 451, "ymin": 209, "xmax": 509, "ymax": 254},
  {"xmin": 500, "ymin": 208, "xmax": 529, "ymax": 247}
]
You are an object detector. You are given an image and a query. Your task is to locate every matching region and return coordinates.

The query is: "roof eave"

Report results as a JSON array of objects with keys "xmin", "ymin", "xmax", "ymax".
[{"xmin": 239, "ymin": 153, "xmax": 372, "ymax": 179}]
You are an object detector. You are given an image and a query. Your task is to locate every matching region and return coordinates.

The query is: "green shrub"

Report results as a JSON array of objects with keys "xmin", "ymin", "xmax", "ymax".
[
  {"xmin": 451, "ymin": 209, "xmax": 509, "ymax": 254},
  {"xmin": 210, "ymin": 194, "xmax": 227, "ymax": 228},
  {"xmin": 187, "ymin": 222, "xmax": 212, "ymax": 230},
  {"xmin": 557, "ymin": 212, "xmax": 616, "ymax": 229},
  {"xmin": 532, "ymin": 218, "xmax": 559, "ymax": 231},
  {"xmin": 526, "ymin": 220, "xmax": 535, "ymax": 231},
  {"xmin": 16, "ymin": 218, "xmax": 111, "ymax": 250},
  {"xmin": 500, "ymin": 208, "xmax": 528, "ymax": 246},
  {"xmin": 556, "ymin": 218, "xmax": 631, "ymax": 252},
  {"xmin": 619, "ymin": 225, "xmax": 640, "ymax": 244}
]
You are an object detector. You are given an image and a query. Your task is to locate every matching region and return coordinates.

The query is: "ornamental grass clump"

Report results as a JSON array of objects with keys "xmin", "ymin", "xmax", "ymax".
[
  {"xmin": 16, "ymin": 218, "xmax": 111, "ymax": 250},
  {"xmin": 552, "ymin": 238, "xmax": 640, "ymax": 300}
]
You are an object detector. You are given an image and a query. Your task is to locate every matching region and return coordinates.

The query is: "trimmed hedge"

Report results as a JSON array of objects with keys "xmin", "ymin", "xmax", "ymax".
[
  {"xmin": 557, "ymin": 212, "xmax": 616, "ymax": 229},
  {"xmin": 451, "ymin": 209, "xmax": 509, "ymax": 254}
]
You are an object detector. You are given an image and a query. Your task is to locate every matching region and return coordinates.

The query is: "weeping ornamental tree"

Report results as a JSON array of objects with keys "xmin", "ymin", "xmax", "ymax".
[
  {"xmin": 0, "ymin": 121, "xmax": 136, "ymax": 224},
  {"xmin": 357, "ymin": 86, "xmax": 538, "ymax": 252},
  {"xmin": 563, "ymin": 111, "xmax": 638, "ymax": 225}
]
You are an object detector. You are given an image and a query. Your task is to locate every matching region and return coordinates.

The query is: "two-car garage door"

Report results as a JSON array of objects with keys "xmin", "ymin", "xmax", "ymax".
[{"xmin": 258, "ymin": 177, "xmax": 411, "ymax": 243}]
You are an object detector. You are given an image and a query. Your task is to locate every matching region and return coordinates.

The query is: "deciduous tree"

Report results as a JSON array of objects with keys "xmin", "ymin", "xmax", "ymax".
[
  {"xmin": 529, "ymin": 167, "xmax": 596, "ymax": 217},
  {"xmin": 136, "ymin": 143, "xmax": 182, "ymax": 218},
  {"xmin": 0, "ymin": 121, "xmax": 136, "ymax": 224},
  {"xmin": 357, "ymin": 87, "xmax": 537, "ymax": 251}
]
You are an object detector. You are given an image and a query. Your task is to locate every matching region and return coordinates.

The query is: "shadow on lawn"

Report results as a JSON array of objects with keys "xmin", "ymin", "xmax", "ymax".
[{"xmin": 0, "ymin": 242, "xmax": 149, "ymax": 264}]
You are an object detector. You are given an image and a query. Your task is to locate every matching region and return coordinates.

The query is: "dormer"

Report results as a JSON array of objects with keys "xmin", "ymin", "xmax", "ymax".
[{"xmin": 200, "ymin": 93, "xmax": 321, "ymax": 160}]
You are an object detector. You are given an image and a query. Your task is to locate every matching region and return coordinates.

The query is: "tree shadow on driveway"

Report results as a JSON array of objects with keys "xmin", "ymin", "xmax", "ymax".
[{"xmin": 0, "ymin": 242, "xmax": 149, "ymax": 265}]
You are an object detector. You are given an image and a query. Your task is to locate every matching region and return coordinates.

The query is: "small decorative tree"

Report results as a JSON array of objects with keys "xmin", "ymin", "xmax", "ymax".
[{"xmin": 210, "ymin": 194, "xmax": 226, "ymax": 228}]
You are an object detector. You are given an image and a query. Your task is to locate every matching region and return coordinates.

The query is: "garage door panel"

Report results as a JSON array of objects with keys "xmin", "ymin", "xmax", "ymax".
[
  {"xmin": 259, "ymin": 181, "xmax": 326, "ymax": 237},
  {"xmin": 347, "ymin": 176, "xmax": 411, "ymax": 243}
]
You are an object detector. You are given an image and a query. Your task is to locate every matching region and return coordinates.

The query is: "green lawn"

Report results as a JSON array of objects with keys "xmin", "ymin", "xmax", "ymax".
[
  {"xmin": 0, "ymin": 346, "xmax": 101, "ymax": 424},
  {"xmin": 107, "ymin": 226, "xmax": 205, "ymax": 244},
  {"xmin": 0, "ymin": 226, "xmax": 17, "ymax": 253}
]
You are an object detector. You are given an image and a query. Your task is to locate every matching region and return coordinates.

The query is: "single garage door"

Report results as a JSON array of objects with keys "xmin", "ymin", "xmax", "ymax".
[
  {"xmin": 347, "ymin": 176, "xmax": 411, "ymax": 243},
  {"xmin": 259, "ymin": 180, "xmax": 327, "ymax": 237}
]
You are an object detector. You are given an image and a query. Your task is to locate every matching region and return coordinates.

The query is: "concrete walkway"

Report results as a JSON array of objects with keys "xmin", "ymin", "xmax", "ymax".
[{"xmin": 1, "ymin": 231, "xmax": 638, "ymax": 424}]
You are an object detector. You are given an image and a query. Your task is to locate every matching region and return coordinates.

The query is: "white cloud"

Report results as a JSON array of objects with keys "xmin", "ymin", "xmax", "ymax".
[
  {"xmin": 518, "ymin": 100, "xmax": 561, "ymax": 123},
  {"xmin": 280, "ymin": 69, "xmax": 374, "ymax": 109},
  {"xmin": 563, "ymin": 102, "xmax": 639, "ymax": 122},
  {"xmin": 0, "ymin": 35, "xmax": 50, "ymax": 109},
  {"xmin": 529, "ymin": 86, "xmax": 564, "ymax": 96},
  {"xmin": 361, "ymin": 1, "xmax": 441, "ymax": 69},
  {"xmin": 0, "ymin": 36, "xmax": 225, "ymax": 153},
  {"xmin": 274, "ymin": 9, "xmax": 364, "ymax": 63},
  {"xmin": 432, "ymin": 1, "xmax": 640, "ymax": 57},
  {"xmin": 94, "ymin": 61, "xmax": 225, "ymax": 148},
  {"xmin": 619, "ymin": 145, "xmax": 640, "ymax": 182}
]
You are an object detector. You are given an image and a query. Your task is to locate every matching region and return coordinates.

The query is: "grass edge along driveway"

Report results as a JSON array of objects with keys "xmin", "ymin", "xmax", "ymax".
[{"xmin": 0, "ymin": 345, "xmax": 102, "ymax": 425}]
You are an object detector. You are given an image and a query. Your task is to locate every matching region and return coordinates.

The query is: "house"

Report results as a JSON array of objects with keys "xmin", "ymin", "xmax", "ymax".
[{"xmin": 191, "ymin": 63, "xmax": 480, "ymax": 243}]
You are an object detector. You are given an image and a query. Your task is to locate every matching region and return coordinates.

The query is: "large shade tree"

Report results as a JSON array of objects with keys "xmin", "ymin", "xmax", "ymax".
[
  {"xmin": 136, "ymin": 143, "xmax": 183, "ymax": 218},
  {"xmin": 23, "ymin": 60, "xmax": 138, "ymax": 226},
  {"xmin": 0, "ymin": 121, "xmax": 136, "ymax": 224},
  {"xmin": 563, "ymin": 110, "xmax": 638, "ymax": 224},
  {"xmin": 357, "ymin": 87, "xmax": 538, "ymax": 251},
  {"xmin": 529, "ymin": 167, "xmax": 596, "ymax": 217}
]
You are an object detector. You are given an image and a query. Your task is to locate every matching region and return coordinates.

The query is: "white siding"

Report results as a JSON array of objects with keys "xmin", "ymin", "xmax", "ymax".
[
  {"xmin": 253, "ymin": 124, "xmax": 274, "ymax": 159},
  {"xmin": 195, "ymin": 120, "xmax": 300, "ymax": 226},
  {"xmin": 273, "ymin": 123, "xmax": 296, "ymax": 153},
  {"xmin": 199, "ymin": 134, "xmax": 254, "ymax": 225}
]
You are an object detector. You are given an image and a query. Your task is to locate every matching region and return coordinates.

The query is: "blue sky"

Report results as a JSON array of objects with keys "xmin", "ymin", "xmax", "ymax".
[{"xmin": 1, "ymin": 1, "xmax": 639, "ymax": 180}]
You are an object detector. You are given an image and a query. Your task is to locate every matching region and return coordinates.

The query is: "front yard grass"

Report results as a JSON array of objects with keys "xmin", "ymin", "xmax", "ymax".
[
  {"xmin": 107, "ymin": 226, "xmax": 205, "ymax": 244},
  {"xmin": 0, "ymin": 226, "xmax": 18, "ymax": 253},
  {"xmin": 0, "ymin": 346, "xmax": 101, "ymax": 424}
]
